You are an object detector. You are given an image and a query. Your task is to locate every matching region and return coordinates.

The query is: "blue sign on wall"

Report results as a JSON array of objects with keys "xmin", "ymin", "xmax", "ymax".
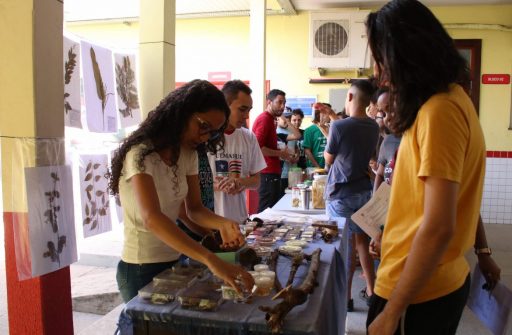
[{"xmin": 286, "ymin": 96, "xmax": 317, "ymax": 116}]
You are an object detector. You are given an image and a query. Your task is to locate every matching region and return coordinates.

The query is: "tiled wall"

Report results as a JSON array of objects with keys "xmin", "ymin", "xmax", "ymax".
[{"xmin": 481, "ymin": 151, "xmax": 512, "ymax": 224}]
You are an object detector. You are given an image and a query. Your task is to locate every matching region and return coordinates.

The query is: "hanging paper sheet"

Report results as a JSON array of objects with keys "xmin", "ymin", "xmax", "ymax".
[
  {"xmin": 114, "ymin": 52, "xmax": 141, "ymax": 128},
  {"xmin": 25, "ymin": 165, "xmax": 77, "ymax": 277},
  {"xmin": 8, "ymin": 138, "xmax": 77, "ymax": 280},
  {"xmin": 78, "ymin": 154, "xmax": 112, "ymax": 237},
  {"xmin": 81, "ymin": 40, "xmax": 117, "ymax": 133},
  {"xmin": 63, "ymin": 35, "xmax": 82, "ymax": 129}
]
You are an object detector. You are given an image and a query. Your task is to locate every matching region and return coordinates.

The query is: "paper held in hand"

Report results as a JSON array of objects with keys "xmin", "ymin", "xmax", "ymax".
[{"xmin": 350, "ymin": 183, "xmax": 391, "ymax": 240}]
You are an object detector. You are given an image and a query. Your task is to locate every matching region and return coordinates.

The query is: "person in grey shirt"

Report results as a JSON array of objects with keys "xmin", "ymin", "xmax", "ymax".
[{"xmin": 320, "ymin": 79, "xmax": 379, "ymax": 311}]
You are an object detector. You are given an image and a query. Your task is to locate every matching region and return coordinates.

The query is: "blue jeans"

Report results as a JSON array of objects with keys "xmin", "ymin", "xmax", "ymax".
[
  {"xmin": 116, "ymin": 259, "xmax": 178, "ymax": 303},
  {"xmin": 327, "ymin": 190, "xmax": 372, "ymax": 234},
  {"xmin": 327, "ymin": 190, "xmax": 372, "ymax": 274}
]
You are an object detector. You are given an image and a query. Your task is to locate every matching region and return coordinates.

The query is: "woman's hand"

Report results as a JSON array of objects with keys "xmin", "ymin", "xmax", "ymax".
[
  {"xmin": 207, "ymin": 255, "xmax": 255, "ymax": 294},
  {"xmin": 219, "ymin": 221, "xmax": 245, "ymax": 249}
]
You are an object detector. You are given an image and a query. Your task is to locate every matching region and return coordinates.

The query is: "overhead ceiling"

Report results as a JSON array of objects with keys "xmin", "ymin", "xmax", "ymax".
[{"xmin": 64, "ymin": 0, "xmax": 512, "ymax": 22}]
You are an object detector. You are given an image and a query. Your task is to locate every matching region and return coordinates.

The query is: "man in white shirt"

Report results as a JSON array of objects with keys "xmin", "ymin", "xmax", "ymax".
[{"xmin": 208, "ymin": 80, "xmax": 267, "ymax": 223}]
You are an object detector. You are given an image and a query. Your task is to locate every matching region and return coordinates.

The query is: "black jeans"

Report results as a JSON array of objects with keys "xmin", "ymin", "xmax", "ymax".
[
  {"xmin": 116, "ymin": 259, "xmax": 178, "ymax": 303},
  {"xmin": 366, "ymin": 274, "xmax": 470, "ymax": 335},
  {"xmin": 257, "ymin": 173, "xmax": 282, "ymax": 213}
]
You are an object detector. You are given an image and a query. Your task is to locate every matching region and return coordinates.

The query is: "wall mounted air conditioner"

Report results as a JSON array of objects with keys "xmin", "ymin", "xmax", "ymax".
[{"xmin": 309, "ymin": 11, "xmax": 371, "ymax": 70}]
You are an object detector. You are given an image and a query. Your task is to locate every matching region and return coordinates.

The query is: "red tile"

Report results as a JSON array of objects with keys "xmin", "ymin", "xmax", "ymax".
[
  {"xmin": 508, "ymin": 152, "xmax": 512, "ymax": 158},
  {"xmin": 486, "ymin": 151, "xmax": 493, "ymax": 157},
  {"xmin": 500, "ymin": 151, "xmax": 507, "ymax": 158}
]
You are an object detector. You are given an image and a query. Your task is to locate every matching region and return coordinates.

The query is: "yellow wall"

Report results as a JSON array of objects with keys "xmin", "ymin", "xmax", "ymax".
[
  {"xmin": 65, "ymin": 4, "xmax": 512, "ymax": 150},
  {"xmin": 1, "ymin": 1, "xmax": 35, "ymax": 211},
  {"xmin": 431, "ymin": 6, "xmax": 512, "ymax": 150}
]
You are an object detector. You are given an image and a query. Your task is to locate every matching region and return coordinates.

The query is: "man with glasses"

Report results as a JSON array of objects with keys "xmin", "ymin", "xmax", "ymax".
[
  {"xmin": 207, "ymin": 80, "xmax": 266, "ymax": 223},
  {"xmin": 252, "ymin": 89, "xmax": 293, "ymax": 212}
]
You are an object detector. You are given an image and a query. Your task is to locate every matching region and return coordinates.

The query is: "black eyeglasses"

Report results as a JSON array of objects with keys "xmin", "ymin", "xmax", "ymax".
[{"xmin": 195, "ymin": 115, "xmax": 224, "ymax": 141}]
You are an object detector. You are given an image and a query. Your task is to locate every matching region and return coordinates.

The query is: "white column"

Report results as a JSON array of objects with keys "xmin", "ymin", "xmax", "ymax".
[
  {"xmin": 249, "ymin": 0, "xmax": 267, "ymax": 127},
  {"xmin": 139, "ymin": 0, "xmax": 175, "ymax": 118}
]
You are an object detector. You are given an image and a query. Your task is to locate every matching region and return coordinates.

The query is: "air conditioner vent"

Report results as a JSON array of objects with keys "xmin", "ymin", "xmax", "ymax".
[
  {"xmin": 314, "ymin": 20, "xmax": 349, "ymax": 57},
  {"xmin": 309, "ymin": 11, "xmax": 371, "ymax": 69}
]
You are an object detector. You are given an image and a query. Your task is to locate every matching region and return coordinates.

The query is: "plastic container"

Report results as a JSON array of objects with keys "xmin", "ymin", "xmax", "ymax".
[
  {"xmin": 312, "ymin": 174, "xmax": 327, "ymax": 209},
  {"xmin": 177, "ymin": 281, "xmax": 223, "ymax": 311},
  {"xmin": 254, "ymin": 276, "xmax": 273, "ymax": 296},
  {"xmin": 138, "ymin": 281, "xmax": 187, "ymax": 304},
  {"xmin": 254, "ymin": 264, "xmax": 269, "ymax": 272}
]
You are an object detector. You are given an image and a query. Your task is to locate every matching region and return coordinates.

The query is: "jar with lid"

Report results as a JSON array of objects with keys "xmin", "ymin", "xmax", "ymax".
[{"xmin": 312, "ymin": 174, "xmax": 327, "ymax": 209}]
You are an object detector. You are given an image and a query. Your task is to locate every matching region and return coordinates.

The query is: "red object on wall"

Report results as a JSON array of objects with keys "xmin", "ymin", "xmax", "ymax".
[
  {"xmin": 4, "ymin": 212, "xmax": 74, "ymax": 335},
  {"xmin": 482, "ymin": 74, "xmax": 510, "ymax": 85}
]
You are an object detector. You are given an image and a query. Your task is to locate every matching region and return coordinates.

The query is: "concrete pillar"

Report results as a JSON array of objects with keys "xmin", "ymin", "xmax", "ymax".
[
  {"xmin": 1, "ymin": 0, "xmax": 73, "ymax": 334},
  {"xmin": 249, "ymin": 0, "xmax": 267, "ymax": 126},
  {"xmin": 139, "ymin": 0, "xmax": 176, "ymax": 118}
]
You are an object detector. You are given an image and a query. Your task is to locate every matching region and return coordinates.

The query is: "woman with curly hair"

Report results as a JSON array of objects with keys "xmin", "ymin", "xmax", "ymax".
[
  {"xmin": 109, "ymin": 79, "xmax": 253, "ymax": 302},
  {"xmin": 365, "ymin": 1, "xmax": 486, "ymax": 334}
]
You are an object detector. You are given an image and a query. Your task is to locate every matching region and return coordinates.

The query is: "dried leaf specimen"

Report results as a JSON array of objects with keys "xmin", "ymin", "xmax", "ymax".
[
  {"xmin": 90, "ymin": 46, "xmax": 113, "ymax": 128},
  {"xmin": 42, "ymin": 171, "xmax": 67, "ymax": 266},
  {"xmin": 82, "ymin": 160, "xmax": 110, "ymax": 230},
  {"xmin": 64, "ymin": 45, "xmax": 77, "ymax": 114},
  {"xmin": 116, "ymin": 55, "xmax": 139, "ymax": 118}
]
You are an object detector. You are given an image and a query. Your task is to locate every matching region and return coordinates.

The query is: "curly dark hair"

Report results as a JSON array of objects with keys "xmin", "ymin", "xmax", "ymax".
[
  {"xmin": 108, "ymin": 79, "xmax": 230, "ymax": 196},
  {"xmin": 366, "ymin": 0, "xmax": 469, "ymax": 134}
]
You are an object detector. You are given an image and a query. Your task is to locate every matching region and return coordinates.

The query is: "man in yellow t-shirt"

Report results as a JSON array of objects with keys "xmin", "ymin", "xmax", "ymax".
[{"xmin": 365, "ymin": 2, "xmax": 486, "ymax": 334}]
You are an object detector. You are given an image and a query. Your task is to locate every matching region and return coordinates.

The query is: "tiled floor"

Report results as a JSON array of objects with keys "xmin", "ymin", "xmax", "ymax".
[{"xmin": 346, "ymin": 223, "xmax": 512, "ymax": 335}]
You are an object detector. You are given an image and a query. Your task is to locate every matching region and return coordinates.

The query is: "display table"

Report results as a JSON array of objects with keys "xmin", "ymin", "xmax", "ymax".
[
  {"xmin": 123, "ymin": 240, "xmax": 347, "ymax": 335},
  {"xmin": 121, "ymin": 194, "xmax": 350, "ymax": 335}
]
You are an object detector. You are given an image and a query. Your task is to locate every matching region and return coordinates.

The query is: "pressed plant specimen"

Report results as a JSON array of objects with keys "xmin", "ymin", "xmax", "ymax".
[
  {"xmin": 64, "ymin": 45, "xmax": 77, "ymax": 114},
  {"xmin": 116, "ymin": 55, "xmax": 139, "ymax": 118},
  {"xmin": 90, "ymin": 46, "xmax": 113, "ymax": 129},
  {"xmin": 42, "ymin": 171, "xmax": 67, "ymax": 267},
  {"xmin": 82, "ymin": 160, "xmax": 109, "ymax": 230}
]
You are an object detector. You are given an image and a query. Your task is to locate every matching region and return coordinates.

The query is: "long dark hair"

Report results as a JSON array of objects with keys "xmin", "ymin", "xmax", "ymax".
[
  {"xmin": 366, "ymin": 0, "xmax": 469, "ymax": 134},
  {"xmin": 108, "ymin": 79, "xmax": 230, "ymax": 195}
]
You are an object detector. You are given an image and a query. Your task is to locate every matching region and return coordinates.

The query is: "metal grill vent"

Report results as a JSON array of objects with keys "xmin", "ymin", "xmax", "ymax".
[{"xmin": 314, "ymin": 20, "xmax": 349, "ymax": 57}]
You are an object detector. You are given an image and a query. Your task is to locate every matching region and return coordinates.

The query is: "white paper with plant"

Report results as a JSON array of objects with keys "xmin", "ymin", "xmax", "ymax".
[
  {"xmin": 114, "ymin": 52, "xmax": 141, "ymax": 128},
  {"xmin": 80, "ymin": 40, "xmax": 117, "ymax": 133},
  {"xmin": 25, "ymin": 165, "xmax": 77, "ymax": 277},
  {"xmin": 78, "ymin": 154, "xmax": 112, "ymax": 237},
  {"xmin": 63, "ymin": 35, "xmax": 82, "ymax": 129}
]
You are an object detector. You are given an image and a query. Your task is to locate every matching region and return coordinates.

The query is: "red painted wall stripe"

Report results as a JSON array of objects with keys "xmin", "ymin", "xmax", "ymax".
[
  {"xmin": 486, "ymin": 151, "xmax": 512, "ymax": 158},
  {"xmin": 4, "ymin": 212, "xmax": 74, "ymax": 335}
]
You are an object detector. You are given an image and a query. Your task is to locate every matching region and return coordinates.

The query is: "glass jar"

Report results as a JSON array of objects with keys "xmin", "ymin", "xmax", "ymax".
[
  {"xmin": 291, "ymin": 187, "xmax": 300, "ymax": 207},
  {"xmin": 312, "ymin": 174, "xmax": 327, "ymax": 209}
]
